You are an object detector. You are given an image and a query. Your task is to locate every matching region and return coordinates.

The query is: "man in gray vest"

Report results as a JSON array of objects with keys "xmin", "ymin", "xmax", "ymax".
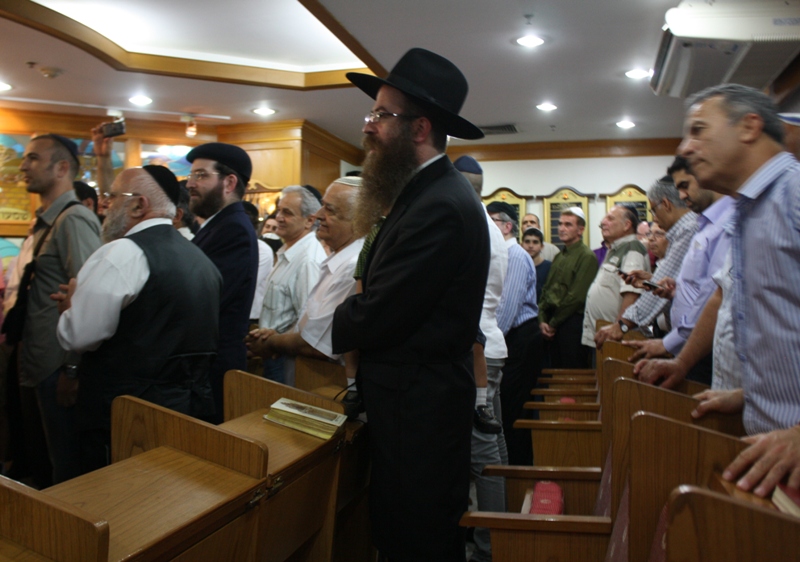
[{"xmin": 54, "ymin": 166, "xmax": 221, "ymax": 474}]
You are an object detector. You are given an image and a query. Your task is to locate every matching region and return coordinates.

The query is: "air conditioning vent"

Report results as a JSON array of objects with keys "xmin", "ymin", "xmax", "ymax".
[
  {"xmin": 479, "ymin": 124, "xmax": 518, "ymax": 135},
  {"xmin": 651, "ymin": 1, "xmax": 800, "ymax": 98}
]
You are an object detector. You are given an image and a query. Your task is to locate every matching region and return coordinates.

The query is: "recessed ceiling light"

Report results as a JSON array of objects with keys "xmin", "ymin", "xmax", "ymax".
[
  {"xmin": 129, "ymin": 95, "xmax": 152, "ymax": 106},
  {"xmin": 625, "ymin": 69, "xmax": 653, "ymax": 80},
  {"xmin": 252, "ymin": 107, "xmax": 276, "ymax": 116},
  {"xmin": 516, "ymin": 35, "xmax": 544, "ymax": 48},
  {"xmin": 616, "ymin": 120, "xmax": 636, "ymax": 129},
  {"xmin": 536, "ymin": 102, "xmax": 557, "ymax": 112},
  {"xmin": 0, "ymin": 82, "xmax": 11, "ymax": 91}
]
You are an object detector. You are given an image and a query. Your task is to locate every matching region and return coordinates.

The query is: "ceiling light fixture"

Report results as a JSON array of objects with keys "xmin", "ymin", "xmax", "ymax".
[
  {"xmin": 0, "ymin": 82, "xmax": 11, "ymax": 92},
  {"xmin": 517, "ymin": 35, "xmax": 544, "ymax": 48},
  {"xmin": 536, "ymin": 102, "xmax": 557, "ymax": 111},
  {"xmin": 185, "ymin": 119, "xmax": 197, "ymax": 138},
  {"xmin": 616, "ymin": 120, "xmax": 636, "ymax": 129},
  {"xmin": 252, "ymin": 107, "xmax": 276, "ymax": 116},
  {"xmin": 129, "ymin": 95, "xmax": 152, "ymax": 106},
  {"xmin": 625, "ymin": 68, "xmax": 653, "ymax": 80}
]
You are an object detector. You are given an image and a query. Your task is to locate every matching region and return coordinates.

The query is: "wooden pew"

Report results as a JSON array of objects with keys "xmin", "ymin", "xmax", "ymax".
[
  {"xmin": 224, "ymin": 368, "xmax": 373, "ymax": 562},
  {"xmin": 0, "ymin": 474, "xmax": 109, "ymax": 562},
  {"xmin": 515, "ymin": 358, "xmax": 633, "ymax": 468},
  {"xmin": 462, "ymin": 379, "xmax": 744, "ymax": 561},
  {"xmin": 664, "ymin": 485, "xmax": 800, "ymax": 562},
  {"xmin": 5, "ymin": 395, "xmax": 270, "ymax": 562}
]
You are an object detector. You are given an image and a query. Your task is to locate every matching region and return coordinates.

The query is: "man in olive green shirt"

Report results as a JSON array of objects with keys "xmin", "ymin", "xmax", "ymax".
[{"xmin": 538, "ymin": 207, "xmax": 598, "ymax": 368}]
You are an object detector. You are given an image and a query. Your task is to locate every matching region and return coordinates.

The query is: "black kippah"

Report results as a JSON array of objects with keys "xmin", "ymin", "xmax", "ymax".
[{"xmin": 142, "ymin": 165, "xmax": 180, "ymax": 205}]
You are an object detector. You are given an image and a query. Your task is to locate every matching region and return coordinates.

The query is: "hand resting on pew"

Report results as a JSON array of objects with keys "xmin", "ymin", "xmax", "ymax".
[
  {"xmin": 692, "ymin": 388, "xmax": 800, "ymax": 497},
  {"xmin": 621, "ymin": 338, "xmax": 668, "ymax": 362},
  {"xmin": 632, "ymin": 356, "xmax": 688, "ymax": 389}
]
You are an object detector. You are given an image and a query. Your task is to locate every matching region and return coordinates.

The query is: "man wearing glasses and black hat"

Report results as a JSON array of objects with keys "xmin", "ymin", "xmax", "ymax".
[
  {"xmin": 186, "ymin": 142, "xmax": 259, "ymax": 423},
  {"xmin": 332, "ymin": 48, "xmax": 489, "ymax": 562}
]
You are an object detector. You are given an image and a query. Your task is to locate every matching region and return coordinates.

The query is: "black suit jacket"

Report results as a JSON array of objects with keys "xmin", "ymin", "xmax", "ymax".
[
  {"xmin": 331, "ymin": 155, "xmax": 490, "ymax": 560},
  {"xmin": 332, "ymin": 156, "xmax": 489, "ymax": 362},
  {"xmin": 193, "ymin": 201, "xmax": 258, "ymax": 419}
]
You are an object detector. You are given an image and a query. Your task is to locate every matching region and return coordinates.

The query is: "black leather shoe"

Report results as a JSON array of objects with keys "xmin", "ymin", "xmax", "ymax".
[
  {"xmin": 474, "ymin": 405, "xmax": 502, "ymax": 434},
  {"xmin": 341, "ymin": 390, "xmax": 364, "ymax": 419}
]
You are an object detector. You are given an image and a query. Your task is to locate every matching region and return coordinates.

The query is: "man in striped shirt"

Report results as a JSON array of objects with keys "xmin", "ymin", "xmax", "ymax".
[
  {"xmin": 682, "ymin": 84, "xmax": 800, "ymax": 498},
  {"xmin": 487, "ymin": 201, "xmax": 538, "ymax": 466},
  {"xmin": 594, "ymin": 178, "xmax": 696, "ymax": 347}
]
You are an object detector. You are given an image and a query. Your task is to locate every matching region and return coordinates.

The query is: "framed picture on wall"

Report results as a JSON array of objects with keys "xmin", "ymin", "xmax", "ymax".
[
  {"xmin": 605, "ymin": 184, "xmax": 650, "ymax": 223},
  {"xmin": 542, "ymin": 187, "xmax": 591, "ymax": 249},
  {"xmin": 482, "ymin": 187, "xmax": 529, "ymax": 241}
]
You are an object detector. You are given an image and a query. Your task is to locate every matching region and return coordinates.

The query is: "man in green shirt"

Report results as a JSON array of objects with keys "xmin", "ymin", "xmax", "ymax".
[{"xmin": 538, "ymin": 207, "xmax": 598, "ymax": 368}]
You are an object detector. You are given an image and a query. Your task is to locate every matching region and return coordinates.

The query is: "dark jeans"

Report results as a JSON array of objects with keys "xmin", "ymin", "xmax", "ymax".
[
  {"xmin": 549, "ymin": 313, "xmax": 590, "ymax": 369},
  {"xmin": 262, "ymin": 356, "xmax": 286, "ymax": 384},
  {"xmin": 36, "ymin": 369, "xmax": 80, "ymax": 483},
  {"xmin": 500, "ymin": 317, "xmax": 541, "ymax": 466}
]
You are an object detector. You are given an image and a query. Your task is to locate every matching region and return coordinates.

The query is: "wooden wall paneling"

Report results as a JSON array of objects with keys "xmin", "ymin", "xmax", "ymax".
[
  {"xmin": 0, "ymin": 108, "xmax": 215, "ymax": 145},
  {"xmin": 245, "ymin": 141, "xmax": 302, "ymax": 188},
  {"xmin": 303, "ymin": 144, "xmax": 342, "ymax": 193},
  {"xmin": 447, "ymin": 137, "xmax": 683, "ymax": 162}
]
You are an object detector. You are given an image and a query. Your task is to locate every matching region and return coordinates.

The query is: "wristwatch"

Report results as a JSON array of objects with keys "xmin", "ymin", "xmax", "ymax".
[{"xmin": 618, "ymin": 320, "xmax": 629, "ymax": 334}]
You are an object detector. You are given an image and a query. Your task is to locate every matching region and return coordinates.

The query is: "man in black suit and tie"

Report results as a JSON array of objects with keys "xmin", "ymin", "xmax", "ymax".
[
  {"xmin": 332, "ymin": 48, "xmax": 489, "ymax": 562},
  {"xmin": 187, "ymin": 143, "xmax": 259, "ymax": 423}
]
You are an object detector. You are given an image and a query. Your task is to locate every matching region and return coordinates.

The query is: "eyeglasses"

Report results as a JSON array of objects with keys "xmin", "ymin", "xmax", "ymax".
[
  {"xmin": 188, "ymin": 170, "xmax": 221, "ymax": 182},
  {"xmin": 491, "ymin": 217, "xmax": 507, "ymax": 224},
  {"xmin": 102, "ymin": 191, "xmax": 139, "ymax": 201},
  {"xmin": 645, "ymin": 232, "xmax": 666, "ymax": 240},
  {"xmin": 364, "ymin": 111, "xmax": 421, "ymax": 124}
]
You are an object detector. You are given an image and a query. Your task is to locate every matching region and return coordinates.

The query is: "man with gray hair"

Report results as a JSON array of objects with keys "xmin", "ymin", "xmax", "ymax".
[
  {"xmin": 54, "ymin": 166, "xmax": 221, "ymax": 473},
  {"xmin": 258, "ymin": 184, "xmax": 325, "ymax": 384},
  {"xmin": 248, "ymin": 178, "xmax": 363, "ymax": 383},
  {"xmin": 677, "ymin": 84, "xmax": 800, "ymax": 498},
  {"xmin": 595, "ymin": 177, "xmax": 696, "ymax": 347}
]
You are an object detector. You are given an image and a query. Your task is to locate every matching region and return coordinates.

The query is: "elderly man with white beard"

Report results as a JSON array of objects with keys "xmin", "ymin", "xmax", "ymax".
[{"xmin": 53, "ymin": 166, "xmax": 221, "ymax": 475}]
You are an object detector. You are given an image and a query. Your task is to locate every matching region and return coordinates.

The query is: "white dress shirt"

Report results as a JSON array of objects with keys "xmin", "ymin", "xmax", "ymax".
[
  {"xmin": 57, "ymin": 218, "xmax": 172, "ymax": 354},
  {"xmin": 249, "ymin": 239, "xmax": 275, "ymax": 319},
  {"xmin": 295, "ymin": 237, "xmax": 365, "ymax": 360},
  {"xmin": 259, "ymin": 231, "xmax": 326, "ymax": 333},
  {"xmin": 480, "ymin": 207, "xmax": 508, "ymax": 360}
]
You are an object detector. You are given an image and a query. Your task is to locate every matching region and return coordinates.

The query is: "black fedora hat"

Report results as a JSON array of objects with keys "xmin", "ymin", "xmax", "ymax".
[{"xmin": 346, "ymin": 48, "xmax": 484, "ymax": 140}]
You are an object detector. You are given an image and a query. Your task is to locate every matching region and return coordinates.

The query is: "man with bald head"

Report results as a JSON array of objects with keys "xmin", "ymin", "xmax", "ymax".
[
  {"xmin": 247, "ymin": 177, "xmax": 364, "ymax": 381},
  {"xmin": 55, "ymin": 166, "xmax": 221, "ymax": 473}
]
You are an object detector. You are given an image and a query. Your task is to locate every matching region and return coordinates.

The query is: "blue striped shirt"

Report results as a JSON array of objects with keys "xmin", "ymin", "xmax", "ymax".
[
  {"xmin": 495, "ymin": 238, "xmax": 538, "ymax": 335},
  {"xmin": 733, "ymin": 152, "xmax": 800, "ymax": 434},
  {"xmin": 622, "ymin": 211, "xmax": 698, "ymax": 328}
]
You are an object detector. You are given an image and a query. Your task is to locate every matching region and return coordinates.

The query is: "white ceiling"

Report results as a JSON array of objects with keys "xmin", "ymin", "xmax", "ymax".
[{"xmin": 0, "ymin": 0, "xmax": 710, "ymax": 149}]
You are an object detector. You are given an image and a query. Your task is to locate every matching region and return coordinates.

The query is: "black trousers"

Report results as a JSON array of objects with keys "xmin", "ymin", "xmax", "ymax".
[
  {"xmin": 549, "ymin": 313, "xmax": 590, "ymax": 369},
  {"xmin": 500, "ymin": 317, "xmax": 541, "ymax": 466}
]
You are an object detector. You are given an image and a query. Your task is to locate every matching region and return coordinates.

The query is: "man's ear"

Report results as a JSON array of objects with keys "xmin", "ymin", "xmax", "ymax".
[
  {"xmin": 739, "ymin": 112, "xmax": 765, "ymax": 144},
  {"xmin": 411, "ymin": 117, "xmax": 433, "ymax": 144},
  {"xmin": 222, "ymin": 174, "xmax": 238, "ymax": 196}
]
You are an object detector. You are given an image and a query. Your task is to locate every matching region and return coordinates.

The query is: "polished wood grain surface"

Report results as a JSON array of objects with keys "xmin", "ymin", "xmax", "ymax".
[
  {"xmin": 485, "ymin": 466, "xmax": 602, "ymax": 515},
  {"xmin": 44, "ymin": 447, "xmax": 262, "ymax": 562},
  {"xmin": 514, "ymin": 419, "xmax": 603, "ymax": 467},
  {"xmin": 220, "ymin": 408, "xmax": 341, "ymax": 480},
  {"xmin": 111, "ymin": 396, "xmax": 270, "ymax": 480},
  {"xmin": 628, "ymin": 413, "xmax": 748, "ymax": 562},
  {"xmin": 610, "ymin": 378, "xmax": 745, "ymax": 525},
  {"xmin": 224, "ymin": 370, "xmax": 345, "ymax": 422},
  {"xmin": 0, "ymin": 475, "xmax": 108, "ymax": 562},
  {"xmin": 666, "ymin": 486, "xmax": 800, "ymax": 562}
]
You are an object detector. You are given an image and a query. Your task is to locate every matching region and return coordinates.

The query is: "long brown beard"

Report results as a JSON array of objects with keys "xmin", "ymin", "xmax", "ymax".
[{"xmin": 353, "ymin": 122, "xmax": 417, "ymax": 237}]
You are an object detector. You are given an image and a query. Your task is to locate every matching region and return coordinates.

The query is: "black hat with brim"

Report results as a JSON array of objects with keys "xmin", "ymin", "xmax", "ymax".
[
  {"xmin": 347, "ymin": 48, "xmax": 484, "ymax": 140},
  {"xmin": 186, "ymin": 142, "xmax": 252, "ymax": 185}
]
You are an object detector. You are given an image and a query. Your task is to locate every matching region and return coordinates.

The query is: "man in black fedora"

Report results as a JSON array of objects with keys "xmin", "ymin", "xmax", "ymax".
[
  {"xmin": 332, "ymin": 48, "xmax": 490, "ymax": 562},
  {"xmin": 186, "ymin": 143, "xmax": 259, "ymax": 423}
]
